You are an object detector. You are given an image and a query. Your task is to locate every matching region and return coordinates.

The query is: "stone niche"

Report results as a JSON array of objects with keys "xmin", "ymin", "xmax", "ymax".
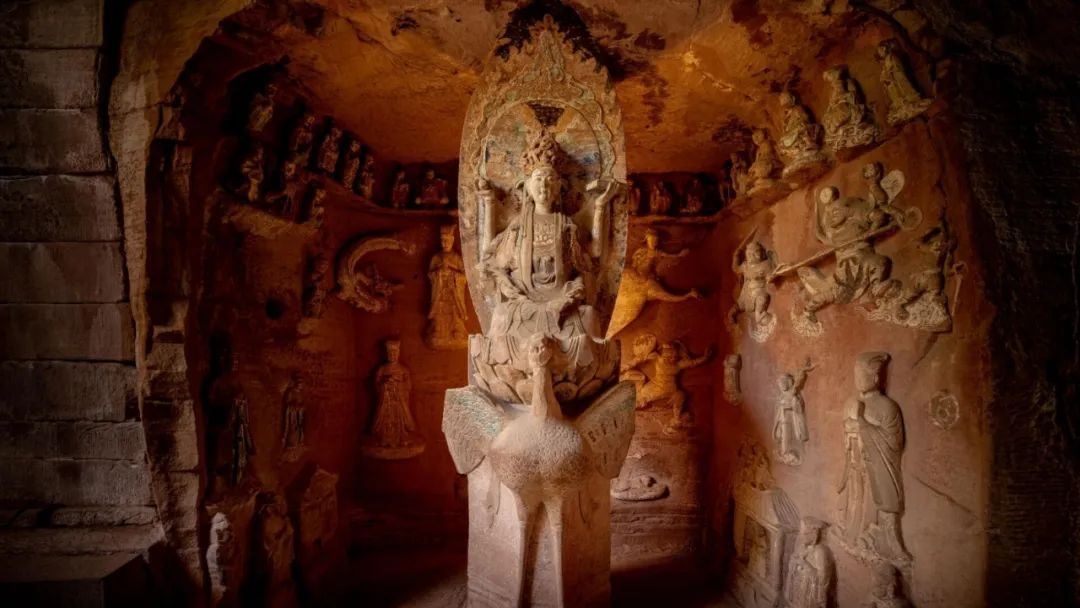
[
  {"xmin": 146, "ymin": 33, "xmax": 478, "ymax": 605},
  {"xmin": 126, "ymin": 3, "xmax": 995, "ymax": 606}
]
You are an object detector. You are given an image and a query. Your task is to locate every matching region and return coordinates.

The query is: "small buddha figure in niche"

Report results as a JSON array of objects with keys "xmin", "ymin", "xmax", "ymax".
[
  {"xmin": 607, "ymin": 228, "xmax": 701, "ymax": 337},
  {"xmin": 822, "ymin": 66, "xmax": 879, "ymax": 152},
  {"xmin": 723, "ymin": 353, "xmax": 742, "ymax": 405},
  {"xmin": 426, "ymin": 225, "xmax": 468, "ymax": 350},
  {"xmin": 288, "ymin": 112, "xmax": 317, "ymax": 168},
  {"xmin": 730, "ymin": 152, "xmax": 749, "ymax": 198},
  {"xmin": 246, "ymin": 82, "xmax": 277, "ymax": 135},
  {"xmin": 303, "ymin": 185, "xmax": 326, "ymax": 228},
  {"xmin": 266, "ymin": 159, "xmax": 299, "ymax": 217},
  {"xmin": 627, "ymin": 177, "xmax": 643, "ymax": 215},
  {"xmin": 302, "ymin": 253, "xmax": 330, "ymax": 318},
  {"xmin": 357, "ymin": 154, "xmax": 376, "ymax": 199},
  {"xmin": 363, "ymin": 339, "xmax": 424, "ymax": 459},
  {"xmin": 238, "ymin": 144, "xmax": 265, "ymax": 204},
  {"xmin": 783, "ymin": 518, "xmax": 835, "ymax": 608},
  {"xmin": 777, "ymin": 90, "xmax": 826, "ymax": 178},
  {"xmin": 649, "ymin": 181, "xmax": 673, "ymax": 215},
  {"xmin": 228, "ymin": 394, "xmax": 254, "ymax": 487},
  {"xmin": 416, "ymin": 168, "xmax": 451, "ymax": 207},
  {"xmin": 681, "ymin": 178, "xmax": 705, "ymax": 215},
  {"xmin": 472, "ymin": 128, "xmax": 622, "ymax": 404},
  {"xmin": 877, "ymin": 38, "xmax": 932, "ymax": 126},
  {"xmin": 390, "ymin": 169, "xmax": 410, "ymax": 209},
  {"xmin": 837, "ymin": 352, "xmax": 911, "ymax": 566},
  {"xmin": 621, "ymin": 333, "xmax": 713, "ymax": 433},
  {"xmin": 867, "ymin": 563, "xmax": 913, "ymax": 608},
  {"xmin": 316, "ymin": 126, "xmax": 343, "ymax": 175},
  {"xmin": 746, "ymin": 129, "xmax": 782, "ymax": 195},
  {"xmin": 773, "ymin": 358, "xmax": 814, "ymax": 466},
  {"xmin": 340, "ymin": 139, "xmax": 362, "ymax": 190},
  {"xmin": 282, "ymin": 373, "xmax": 306, "ymax": 456},
  {"xmin": 729, "ymin": 233, "xmax": 777, "ymax": 341}
]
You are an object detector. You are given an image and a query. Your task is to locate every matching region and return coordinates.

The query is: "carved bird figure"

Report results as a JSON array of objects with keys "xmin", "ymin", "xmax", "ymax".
[{"xmin": 443, "ymin": 333, "xmax": 635, "ymax": 606}]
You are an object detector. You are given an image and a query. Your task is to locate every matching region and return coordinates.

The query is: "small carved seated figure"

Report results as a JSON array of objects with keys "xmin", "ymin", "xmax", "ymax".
[
  {"xmin": 288, "ymin": 112, "xmax": 317, "ymax": 168},
  {"xmin": 877, "ymin": 39, "xmax": 932, "ymax": 126},
  {"xmin": 649, "ymin": 181, "xmax": 673, "ymax": 215},
  {"xmin": 340, "ymin": 140, "xmax": 362, "ymax": 189},
  {"xmin": 822, "ymin": 66, "xmax": 880, "ymax": 152},
  {"xmin": 237, "ymin": 144, "xmax": 265, "ymax": 204},
  {"xmin": 246, "ymin": 83, "xmax": 277, "ymax": 135},
  {"xmin": 357, "ymin": 154, "xmax": 376, "ymax": 198},
  {"xmin": 416, "ymin": 168, "xmax": 451, "ymax": 207},
  {"xmin": 390, "ymin": 169, "xmax": 410, "ymax": 209},
  {"xmin": 317, "ymin": 126, "xmax": 343, "ymax": 174},
  {"xmin": 681, "ymin": 178, "xmax": 705, "ymax": 215},
  {"xmin": 746, "ymin": 129, "xmax": 782, "ymax": 195},
  {"xmin": 777, "ymin": 90, "xmax": 826, "ymax": 179},
  {"xmin": 621, "ymin": 333, "xmax": 712, "ymax": 432}
]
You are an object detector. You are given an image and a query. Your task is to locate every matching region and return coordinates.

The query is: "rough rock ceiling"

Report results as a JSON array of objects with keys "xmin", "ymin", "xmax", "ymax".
[{"xmin": 221, "ymin": 0, "xmax": 893, "ymax": 172}]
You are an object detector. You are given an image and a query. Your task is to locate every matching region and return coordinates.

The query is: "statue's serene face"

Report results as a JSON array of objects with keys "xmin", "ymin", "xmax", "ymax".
[
  {"xmin": 440, "ymin": 231, "xmax": 455, "ymax": 251},
  {"xmin": 747, "ymin": 242, "xmax": 764, "ymax": 262},
  {"xmin": 526, "ymin": 166, "xmax": 560, "ymax": 212},
  {"xmin": 386, "ymin": 341, "xmax": 401, "ymax": 362},
  {"xmin": 855, "ymin": 367, "xmax": 879, "ymax": 393}
]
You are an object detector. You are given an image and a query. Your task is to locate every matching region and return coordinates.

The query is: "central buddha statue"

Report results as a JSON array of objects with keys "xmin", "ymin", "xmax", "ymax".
[{"xmin": 471, "ymin": 128, "xmax": 620, "ymax": 407}]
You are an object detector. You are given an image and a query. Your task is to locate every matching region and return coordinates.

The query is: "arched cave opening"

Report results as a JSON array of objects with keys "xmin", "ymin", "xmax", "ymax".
[{"xmin": 2, "ymin": 1, "xmax": 1078, "ymax": 607}]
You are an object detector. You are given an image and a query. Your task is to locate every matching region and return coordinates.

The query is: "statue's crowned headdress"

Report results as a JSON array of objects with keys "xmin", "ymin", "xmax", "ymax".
[{"xmin": 522, "ymin": 128, "xmax": 564, "ymax": 174}]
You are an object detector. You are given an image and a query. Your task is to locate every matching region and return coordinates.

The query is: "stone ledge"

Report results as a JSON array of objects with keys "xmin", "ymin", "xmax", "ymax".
[
  {"xmin": 0, "ymin": 242, "xmax": 126, "ymax": 303},
  {"xmin": 0, "ymin": 110, "xmax": 107, "ymax": 173},
  {"xmin": 0, "ymin": 421, "xmax": 146, "ymax": 460},
  {"xmin": 49, "ymin": 506, "xmax": 157, "ymax": 528},
  {"xmin": 0, "ymin": 360, "xmax": 134, "ymax": 421},
  {"xmin": 0, "ymin": 175, "xmax": 120, "ymax": 242},
  {"xmin": 0, "ymin": 49, "xmax": 99, "ymax": 108},
  {"xmin": 0, "ymin": 0, "xmax": 104, "ymax": 50},
  {"xmin": 0, "ymin": 303, "xmax": 134, "ymax": 361},
  {"xmin": 0, "ymin": 526, "xmax": 160, "ymax": 557},
  {"xmin": 0, "ymin": 459, "xmax": 152, "ymax": 506}
]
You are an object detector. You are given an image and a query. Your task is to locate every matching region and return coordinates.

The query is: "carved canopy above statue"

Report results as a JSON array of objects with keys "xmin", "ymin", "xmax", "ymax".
[{"xmin": 458, "ymin": 16, "xmax": 629, "ymax": 332}]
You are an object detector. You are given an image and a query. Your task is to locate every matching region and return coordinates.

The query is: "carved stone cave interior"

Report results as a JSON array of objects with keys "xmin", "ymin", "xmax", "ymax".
[{"xmin": 2, "ymin": 1, "xmax": 1080, "ymax": 607}]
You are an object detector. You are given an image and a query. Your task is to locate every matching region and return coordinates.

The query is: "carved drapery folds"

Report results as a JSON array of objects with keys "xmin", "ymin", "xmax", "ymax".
[{"xmin": 443, "ymin": 15, "xmax": 635, "ymax": 607}]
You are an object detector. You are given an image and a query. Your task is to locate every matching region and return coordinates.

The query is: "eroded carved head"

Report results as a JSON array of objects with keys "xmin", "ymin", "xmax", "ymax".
[{"xmin": 855, "ymin": 351, "xmax": 889, "ymax": 392}]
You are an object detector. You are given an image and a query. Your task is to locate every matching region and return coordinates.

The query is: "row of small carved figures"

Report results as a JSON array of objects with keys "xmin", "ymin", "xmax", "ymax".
[
  {"xmin": 235, "ymin": 82, "xmax": 455, "ymax": 211},
  {"xmin": 723, "ymin": 39, "xmax": 935, "ymax": 200},
  {"xmin": 627, "ymin": 176, "xmax": 724, "ymax": 217}
]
